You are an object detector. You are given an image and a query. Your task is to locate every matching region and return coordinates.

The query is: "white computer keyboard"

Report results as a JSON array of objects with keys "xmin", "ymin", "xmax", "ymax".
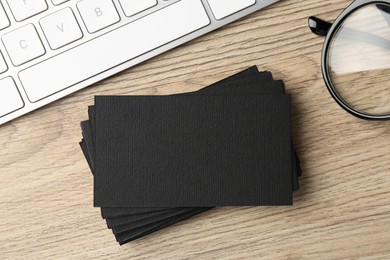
[{"xmin": 0, "ymin": 0, "xmax": 279, "ymax": 125}]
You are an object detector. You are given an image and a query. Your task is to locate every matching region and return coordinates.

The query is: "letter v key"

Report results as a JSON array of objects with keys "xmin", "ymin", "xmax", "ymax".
[
  {"xmin": 40, "ymin": 7, "xmax": 83, "ymax": 50},
  {"xmin": 57, "ymin": 23, "xmax": 64, "ymax": 32}
]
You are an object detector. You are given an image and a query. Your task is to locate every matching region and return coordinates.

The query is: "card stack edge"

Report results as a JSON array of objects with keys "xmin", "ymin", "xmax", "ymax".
[{"xmin": 79, "ymin": 66, "xmax": 302, "ymax": 245}]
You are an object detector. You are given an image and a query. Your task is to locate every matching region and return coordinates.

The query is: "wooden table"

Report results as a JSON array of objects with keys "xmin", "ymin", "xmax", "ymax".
[{"xmin": 1, "ymin": 0, "xmax": 389, "ymax": 259}]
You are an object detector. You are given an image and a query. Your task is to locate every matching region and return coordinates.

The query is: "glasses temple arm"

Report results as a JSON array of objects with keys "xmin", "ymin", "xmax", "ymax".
[
  {"xmin": 309, "ymin": 4, "xmax": 390, "ymax": 36},
  {"xmin": 308, "ymin": 16, "xmax": 332, "ymax": 36},
  {"xmin": 376, "ymin": 4, "xmax": 390, "ymax": 26},
  {"xmin": 309, "ymin": 12, "xmax": 390, "ymax": 51}
]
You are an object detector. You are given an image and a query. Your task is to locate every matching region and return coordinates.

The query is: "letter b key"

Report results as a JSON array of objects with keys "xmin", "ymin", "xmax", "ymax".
[{"xmin": 77, "ymin": 0, "xmax": 120, "ymax": 34}]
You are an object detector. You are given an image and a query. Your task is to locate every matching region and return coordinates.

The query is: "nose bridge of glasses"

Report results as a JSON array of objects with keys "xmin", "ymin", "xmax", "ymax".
[{"xmin": 308, "ymin": 16, "xmax": 333, "ymax": 36}]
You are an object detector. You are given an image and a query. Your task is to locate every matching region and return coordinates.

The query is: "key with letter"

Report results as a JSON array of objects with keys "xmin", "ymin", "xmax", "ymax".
[
  {"xmin": 19, "ymin": 0, "xmax": 210, "ymax": 102},
  {"xmin": 2, "ymin": 24, "xmax": 46, "ymax": 66},
  {"xmin": 77, "ymin": 0, "xmax": 120, "ymax": 33},
  {"xmin": 40, "ymin": 8, "xmax": 83, "ymax": 50}
]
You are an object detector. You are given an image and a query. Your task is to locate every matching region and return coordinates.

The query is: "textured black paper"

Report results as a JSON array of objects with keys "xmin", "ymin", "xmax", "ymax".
[
  {"xmin": 94, "ymin": 94, "xmax": 293, "ymax": 207},
  {"xmin": 81, "ymin": 123, "xmax": 205, "ymax": 218},
  {"xmin": 109, "ymin": 208, "xmax": 197, "ymax": 234},
  {"xmin": 79, "ymin": 67, "xmax": 301, "ymax": 244},
  {"xmin": 106, "ymin": 208, "xmax": 194, "ymax": 228},
  {"xmin": 115, "ymin": 208, "xmax": 210, "ymax": 245},
  {"xmin": 101, "ymin": 207, "xmax": 174, "ymax": 219},
  {"xmin": 86, "ymin": 81, "xmax": 300, "ymax": 198},
  {"xmin": 81, "ymin": 68, "xmax": 300, "ymax": 213}
]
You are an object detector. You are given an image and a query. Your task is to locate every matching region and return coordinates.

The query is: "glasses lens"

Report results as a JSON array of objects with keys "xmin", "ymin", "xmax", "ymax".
[{"xmin": 326, "ymin": 3, "xmax": 390, "ymax": 116}]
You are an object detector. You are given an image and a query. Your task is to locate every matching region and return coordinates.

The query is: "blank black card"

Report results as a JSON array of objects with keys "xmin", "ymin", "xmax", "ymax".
[
  {"xmin": 81, "ymin": 67, "xmax": 299, "ymax": 212},
  {"xmin": 94, "ymin": 94, "xmax": 293, "ymax": 207},
  {"xmin": 79, "ymin": 67, "xmax": 301, "ymax": 244}
]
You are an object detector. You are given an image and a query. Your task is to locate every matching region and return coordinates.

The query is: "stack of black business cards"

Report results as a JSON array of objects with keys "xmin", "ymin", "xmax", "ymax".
[{"xmin": 79, "ymin": 66, "xmax": 302, "ymax": 245}]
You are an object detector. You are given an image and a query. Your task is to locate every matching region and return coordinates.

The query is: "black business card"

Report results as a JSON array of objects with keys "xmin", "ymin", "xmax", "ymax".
[
  {"xmin": 94, "ymin": 94, "xmax": 292, "ymax": 207},
  {"xmin": 79, "ymin": 67, "xmax": 301, "ymax": 244}
]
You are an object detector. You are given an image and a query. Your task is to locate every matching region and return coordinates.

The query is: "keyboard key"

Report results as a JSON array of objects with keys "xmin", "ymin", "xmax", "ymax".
[
  {"xmin": 7, "ymin": 0, "xmax": 48, "ymax": 22},
  {"xmin": 52, "ymin": 0, "xmax": 69, "ymax": 5},
  {"xmin": 40, "ymin": 8, "xmax": 83, "ymax": 50},
  {"xmin": 2, "ymin": 24, "xmax": 45, "ymax": 66},
  {"xmin": 119, "ymin": 0, "xmax": 157, "ymax": 17},
  {"xmin": 0, "ymin": 77, "xmax": 24, "ymax": 117},
  {"xmin": 0, "ymin": 3, "xmax": 10, "ymax": 30},
  {"xmin": 206, "ymin": 0, "xmax": 256, "ymax": 20},
  {"xmin": 77, "ymin": 0, "xmax": 120, "ymax": 33},
  {"xmin": 0, "ymin": 52, "xmax": 8, "ymax": 73},
  {"xmin": 19, "ymin": 0, "xmax": 210, "ymax": 102}
]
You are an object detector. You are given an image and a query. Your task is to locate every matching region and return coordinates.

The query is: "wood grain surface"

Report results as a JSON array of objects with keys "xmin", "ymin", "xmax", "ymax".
[{"xmin": 1, "ymin": 0, "xmax": 389, "ymax": 259}]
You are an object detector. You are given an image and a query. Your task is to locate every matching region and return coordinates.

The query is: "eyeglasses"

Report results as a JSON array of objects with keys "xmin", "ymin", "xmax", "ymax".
[{"xmin": 309, "ymin": 0, "xmax": 390, "ymax": 120}]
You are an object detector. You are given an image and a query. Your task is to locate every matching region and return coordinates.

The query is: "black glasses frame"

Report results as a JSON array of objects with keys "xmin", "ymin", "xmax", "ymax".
[{"xmin": 309, "ymin": 0, "xmax": 390, "ymax": 120}]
